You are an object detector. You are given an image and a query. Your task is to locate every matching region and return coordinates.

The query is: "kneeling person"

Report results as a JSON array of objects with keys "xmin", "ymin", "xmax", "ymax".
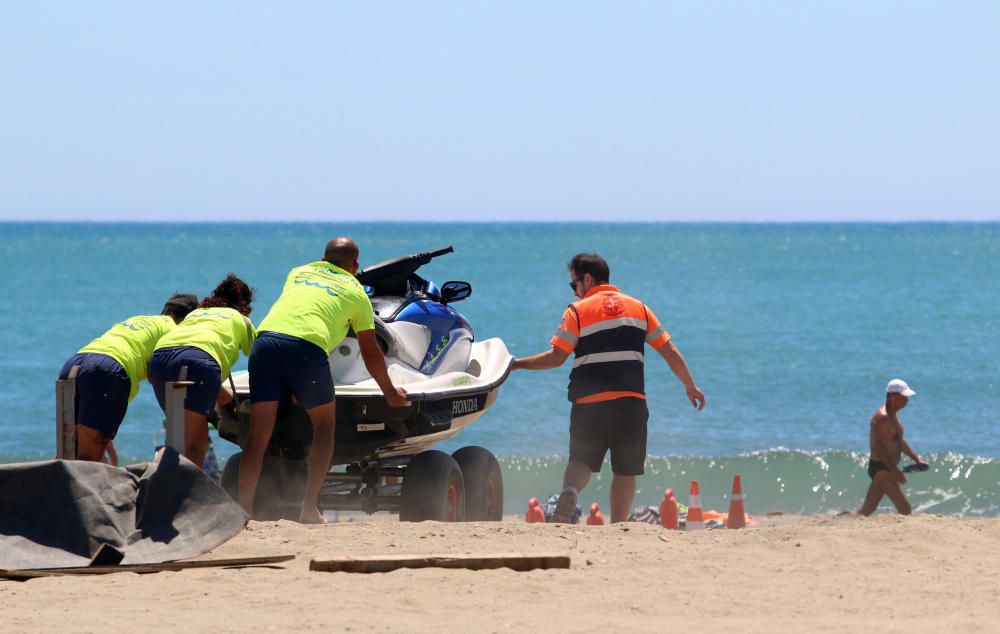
[{"xmin": 238, "ymin": 237, "xmax": 407, "ymax": 524}]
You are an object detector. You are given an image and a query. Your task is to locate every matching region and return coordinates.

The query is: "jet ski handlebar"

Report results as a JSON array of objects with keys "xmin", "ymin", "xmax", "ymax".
[
  {"xmin": 408, "ymin": 246, "xmax": 454, "ymax": 267},
  {"xmin": 426, "ymin": 246, "xmax": 454, "ymax": 260},
  {"xmin": 357, "ymin": 246, "xmax": 455, "ymax": 291}
]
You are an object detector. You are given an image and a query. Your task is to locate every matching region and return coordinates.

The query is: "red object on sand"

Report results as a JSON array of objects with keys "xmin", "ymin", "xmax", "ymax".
[
  {"xmin": 586, "ymin": 502, "xmax": 605, "ymax": 525},
  {"xmin": 686, "ymin": 481, "xmax": 705, "ymax": 530},
  {"xmin": 726, "ymin": 474, "xmax": 746, "ymax": 529},
  {"xmin": 525, "ymin": 497, "xmax": 545, "ymax": 523},
  {"xmin": 659, "ymin": 488, "xmax": 679, "ymax": 530}
]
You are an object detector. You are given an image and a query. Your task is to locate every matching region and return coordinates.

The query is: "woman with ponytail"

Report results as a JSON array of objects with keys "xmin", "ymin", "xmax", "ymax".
[{"xmin": 148, "ymin": 274, "xmax": 256, "ymax": 467}]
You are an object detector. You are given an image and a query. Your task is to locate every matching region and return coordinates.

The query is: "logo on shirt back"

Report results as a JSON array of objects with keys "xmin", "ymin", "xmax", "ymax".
[
  {"xmin": 189, "ymin": 310, "xmax": 232, "ymax": 319},
  {"xmin": 293, "ymin": 274, "xmax": 340, "ymax": 297},
  {"xmin": 119, "ymin": 317, "xmax": 157, "ymax": 331},
  {"xmin": 602, "ymin": 295, "xmax": 625, "ymax": 316}
]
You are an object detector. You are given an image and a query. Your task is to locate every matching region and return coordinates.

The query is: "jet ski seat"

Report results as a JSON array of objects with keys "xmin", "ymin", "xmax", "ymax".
[{"xmin": 373, "ymin": 316, "xmax": 405, "ymax": 360}]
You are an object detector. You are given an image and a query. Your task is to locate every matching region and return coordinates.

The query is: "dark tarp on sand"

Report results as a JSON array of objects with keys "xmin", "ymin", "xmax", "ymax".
[{"xmin": 0, "ymin": 448, "xmax": 248, "ymax": 570}]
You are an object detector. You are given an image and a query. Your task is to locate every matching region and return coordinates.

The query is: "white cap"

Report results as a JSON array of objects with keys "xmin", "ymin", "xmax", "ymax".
[{"xmin": 886, "ymin": 379, "xmax": 916, "ymax": 397}]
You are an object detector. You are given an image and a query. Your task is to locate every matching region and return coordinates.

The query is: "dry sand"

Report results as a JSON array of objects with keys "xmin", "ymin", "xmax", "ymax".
[{"xmin": 3, "ymin": 513, "xmax": 1000, "ymax": 633}]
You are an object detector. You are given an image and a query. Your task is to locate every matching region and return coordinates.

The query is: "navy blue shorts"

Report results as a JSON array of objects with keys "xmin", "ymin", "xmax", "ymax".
[
  {"xmin": 249, "ymin": 332, "xmax": 334, "ymax": 409},
  {"xmin": 58, "ymin": 353, "xmax": 131, "ymax": 438},
  {"xmin": 569, "ymin": 397, "xmax": 649, "ymax": 476},
  {"xmin": 148, "ymin": 346, "xmax": 222, "ymax": 416}
]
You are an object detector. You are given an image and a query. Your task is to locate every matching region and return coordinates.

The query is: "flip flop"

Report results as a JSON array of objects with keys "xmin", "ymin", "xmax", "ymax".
[
  {"xmin": 548, "ymin": 488, "xmax": 578, "ymax": 524},
  {"xmin": 902, "ymin": 463, "xmax": 930, "ymax": 473}
]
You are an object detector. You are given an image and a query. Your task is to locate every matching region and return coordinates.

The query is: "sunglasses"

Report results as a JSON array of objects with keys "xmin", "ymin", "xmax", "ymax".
[{"xmin": 569, "ymin": 278, "xmax": 582, "ymax": 292}]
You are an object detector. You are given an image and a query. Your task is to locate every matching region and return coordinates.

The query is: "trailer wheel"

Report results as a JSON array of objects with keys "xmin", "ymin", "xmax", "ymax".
[
  {"xmin": 220, "ymin": 452, "xmax": 307, "ymax": 521},
  {"xmin": 452, "ymin": 446, "xmax": 503, "ymax": 521},
  {"xmin": 400, "ymin": 450, "xmax": 465, "ymax": 522}
]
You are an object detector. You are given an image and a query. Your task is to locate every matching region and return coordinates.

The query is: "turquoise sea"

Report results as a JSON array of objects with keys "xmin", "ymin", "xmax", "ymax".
[{"xmin": 1, "ymin": 222, "xmax": 998, "ymax": 516}]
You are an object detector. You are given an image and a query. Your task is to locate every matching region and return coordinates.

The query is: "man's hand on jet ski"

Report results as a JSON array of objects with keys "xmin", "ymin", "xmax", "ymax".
[
  {"xmin": 357, "ymin": 329, "xmax": 410, "ymax": 408},
  {"xmin": 384, "ymin": 385, "xmax": 409, "ymax": 408}
]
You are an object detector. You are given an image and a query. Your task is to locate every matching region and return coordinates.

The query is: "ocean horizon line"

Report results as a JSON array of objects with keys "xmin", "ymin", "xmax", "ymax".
[{"xmin": 2, "ymin": 218, "xmax": 999, "ymax": 226}]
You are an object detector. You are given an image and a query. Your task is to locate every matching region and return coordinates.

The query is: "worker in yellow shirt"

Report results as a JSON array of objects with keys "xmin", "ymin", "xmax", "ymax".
[
  {"xmin": 148, "ymin": 274, "xmax": 256, "ymax": 468},
  {"xmin": 239, "ymin": 238, "xmax": 407, "ymax": 523},
  {"xmin": 58, "ymin": 294, "xmax": 199, "ymax": 463}
]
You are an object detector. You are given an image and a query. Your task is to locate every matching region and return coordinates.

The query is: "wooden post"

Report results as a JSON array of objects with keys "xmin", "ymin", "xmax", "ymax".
[
  {"xmin": 55, "ymin": 365, "xmax": 80, "ymax": 460},
  {"xmin": 164, "ymin": 366, "xmax": 193, "ymax": 454}
]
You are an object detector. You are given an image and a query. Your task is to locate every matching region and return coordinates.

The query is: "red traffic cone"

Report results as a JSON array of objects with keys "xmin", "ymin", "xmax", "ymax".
[
  {"xmin": 659, "ymin": 488, "xmax": 679, "ymax": 530},
  {"xmin": 586, "ymin": 502, "xmax": 605, "ymax": 525},
  {"xmin": 686, "ymin": 481, "xmax": 704, "ymax": 531},
  {"xmin": 525, "ymin": 497, "xmax": 546, "ymax": 523},
  {"xmin": 726, "ymin": 474, "xmax": 746, "ymax": 529}
]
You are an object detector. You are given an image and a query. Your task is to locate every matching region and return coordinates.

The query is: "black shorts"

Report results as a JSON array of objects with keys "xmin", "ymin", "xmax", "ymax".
[
  {"xmin": 248, "ymin": 332, "xmax": 335, "ymax": 409},
  {"xmin": 148, "ymin": 346, "xmax": 222, "ymax": 416},
  {"xmin": 569, "ymin": 397, "xmax": 649, "ymax": 476},
  {"xmin": 58, "ymin": 352, "xmax": 131, "ymax": 438}
]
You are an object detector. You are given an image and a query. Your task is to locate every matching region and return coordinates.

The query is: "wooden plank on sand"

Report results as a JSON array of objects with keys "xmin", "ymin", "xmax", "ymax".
[
  {"xmin": 309, "ymin": 553, "xmax": 571, "ymax": 574},
  {"xmin": 0, "ymin": 554, "xmax": 295, "ymax": 581}
]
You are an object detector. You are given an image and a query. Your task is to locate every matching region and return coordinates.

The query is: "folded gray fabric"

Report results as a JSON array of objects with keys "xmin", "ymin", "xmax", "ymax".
[{"xmin": 0, "ymin": 448, "xmax": 247, "ymax": 570}]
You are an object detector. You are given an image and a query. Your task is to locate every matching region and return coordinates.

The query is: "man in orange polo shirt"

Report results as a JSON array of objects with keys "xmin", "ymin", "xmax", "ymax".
[{"xmin": 513, "ymin": 253, "xmax": 705, "ymax": 523}]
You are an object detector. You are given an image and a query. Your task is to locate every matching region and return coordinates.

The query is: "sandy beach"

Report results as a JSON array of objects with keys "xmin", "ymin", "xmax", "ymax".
[{"xmin": 4, "ymin": 513, "xmax": 1000, "ymax": 633}]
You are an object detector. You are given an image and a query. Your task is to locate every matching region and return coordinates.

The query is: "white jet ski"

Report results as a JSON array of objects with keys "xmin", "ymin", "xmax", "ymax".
[{"xmin": 217, "ymin": 247, "xmax": 513, "ymax": 522}]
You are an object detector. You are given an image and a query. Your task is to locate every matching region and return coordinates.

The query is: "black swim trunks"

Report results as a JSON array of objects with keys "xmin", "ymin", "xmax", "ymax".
[{"xmin": 867, "ymin": 460, "xmax": 890, "ymax": 479}]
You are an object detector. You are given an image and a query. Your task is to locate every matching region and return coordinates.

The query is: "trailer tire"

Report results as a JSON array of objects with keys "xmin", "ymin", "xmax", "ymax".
[
  {"xmin": 400, "ymin": 450, "xmax": 465, "ymax": 522},
  {"xmin": 220, "ymin": 452, "xmax": 307, "ymax": 521},
  {"xmin": 452, "ymin": 446, "xmax": 503, "ymax": 521}
]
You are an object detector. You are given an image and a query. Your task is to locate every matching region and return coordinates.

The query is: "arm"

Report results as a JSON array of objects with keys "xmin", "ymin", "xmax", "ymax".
[
  {"xmin": 514, "ymin": 306, "xmax": 577, "ymax": 371},
  {"xmin": 655, "ymin": 340, "xmax": 705, "ymax": 410},
  {"xmin": 513, "ymin": 345, "xmax": 570, "ymax": 371},
  {"xmin": 356, "ymin": 329, "xmax": 408, "ymax": 407}
]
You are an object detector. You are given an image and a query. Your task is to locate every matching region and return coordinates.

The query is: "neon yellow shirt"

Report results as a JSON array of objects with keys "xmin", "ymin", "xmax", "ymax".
[
  {"xmin": 79, "ymin": 314, "xmax": 176, "ymax": 402},
  {"xmin": 154, "ymin": 307, "xmax": 256, "ymax": 379},
  {"xmin": 258, "ymin": 261, "xmax": 375, "ymax": 353}
]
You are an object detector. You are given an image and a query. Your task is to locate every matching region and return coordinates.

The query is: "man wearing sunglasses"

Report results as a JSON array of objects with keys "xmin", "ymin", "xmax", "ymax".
[{"xmin": 513, "ymin": 252, "xmax": 705, "ymax": 524}]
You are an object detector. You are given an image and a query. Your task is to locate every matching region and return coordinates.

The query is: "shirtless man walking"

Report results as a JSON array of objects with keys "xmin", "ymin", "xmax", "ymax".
[{"xmin": 858, "ymin": 379, "xmax": 928, "ymax": 516}]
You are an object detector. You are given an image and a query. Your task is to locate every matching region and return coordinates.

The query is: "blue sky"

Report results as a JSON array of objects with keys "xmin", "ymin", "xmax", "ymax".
[{"xmin": 1, "ymin": 2, "xmax": 997, "ymax": 222}]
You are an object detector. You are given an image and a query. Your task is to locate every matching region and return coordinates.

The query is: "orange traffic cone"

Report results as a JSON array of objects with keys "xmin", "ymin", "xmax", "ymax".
[
  {"xmin": 686, "ymin": 481, "xmax": 704, "ymax": 531},
  {"xmin": 726, "ymin": 474, "xmax": 746, "ymax": 529},
  {"xmin": 525, "ymin": 497, "xmax": 545, "ymax": 523},
  {"xmin": 659, "ymin": 488, "xmax": 679, "ymax": 530},
  {"xmin": 586, "ymin": 502, "xmax": 605, "ymax": 525}
]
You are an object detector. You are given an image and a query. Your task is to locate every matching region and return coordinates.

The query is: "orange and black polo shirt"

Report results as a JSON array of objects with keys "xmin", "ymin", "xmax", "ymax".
[{"xmin": 551, "ymin": 285, "xmax": 670, "ymax": 404}]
